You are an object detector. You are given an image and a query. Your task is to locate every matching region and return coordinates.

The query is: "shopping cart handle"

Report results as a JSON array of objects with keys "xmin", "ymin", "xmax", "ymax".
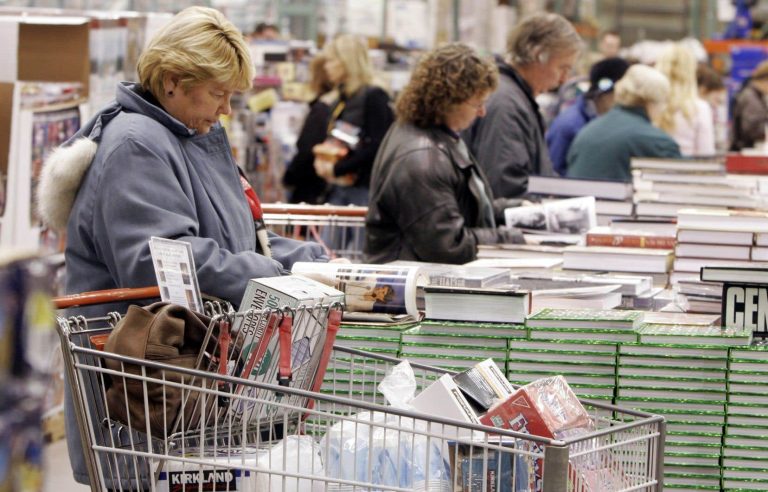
[{"xmin": 53, "ymin": 286, "xmax": 161, "ymax": 309}]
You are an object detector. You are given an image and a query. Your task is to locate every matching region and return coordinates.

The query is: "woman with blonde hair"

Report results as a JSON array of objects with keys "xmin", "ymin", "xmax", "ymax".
[
  {"xmin": 567, "ymin": 64, "xmax": 681, "ymax": 181},
  {"xmin": 366, "ymin": 43, "xmax": 524, "ymax": 264},
  {"xmin": 313, "ymin": 34, "xmax": 394, "ymax": 207},
  {"xmin": 655, "ymin": 43, "xmax": 715, "ymax": 156},
  {"xmin": 38, "ymin": 8, "xmax": 327, "ymax": 486},
  {"xmin": 282, "ymin": 54, "xmax": 335, "ymax": 203}
]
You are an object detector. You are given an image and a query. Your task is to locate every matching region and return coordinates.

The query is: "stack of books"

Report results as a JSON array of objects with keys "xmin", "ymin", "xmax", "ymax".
[
  {"xmin": 507, "ymin": 339, "xmax": 618, "ymax": 401},
  {"xmin": 616, "ymin": 315, "xmax": 752, "ymax": 490},
  {"xmin": 524, "ymin": 175, "xmax": 635, "ymax": 225},
  {"xmin": 524, "ymin": 308, "xmax": 643, "ymax": 344},
  {"xmin": 334, "ymin": 322, "xmax": 415, "ymax": 356},
  {"xmin": 722, "ymin": 344, "xmax": 768, "ymax": 491},
  {"xmin": 672, "ymin": 209, "xmax": 768, "ymax": 313},
  {"xmin": 399, "ymin": 320, "xmax": 525, "ymax": 374},
  {"xmin": 630, "ymin": 157, "xmax": 764, "ymax": 219},
  {"xmin": 561, "ymin": 245, "xmax": 673, "ymax": 288}
]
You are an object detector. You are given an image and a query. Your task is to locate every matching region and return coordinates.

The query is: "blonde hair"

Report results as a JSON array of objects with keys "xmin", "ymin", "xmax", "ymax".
[
  {"xmin": 615, "ymin": 64, "xmax": 670, "ymax": 108},
  {"xmin": 506, "ymin": 13, "xmax": 582, "ymax": 66},
  {"xmin": 655, "ymin": 43, "xmax": 698, "ymax": 132},
  {"xmin": 137, "ymin": 6, "xmax": 254, "ymax": 98},
  {"xmin": 323, "ymin": 34, "xmax": 373, "ymax": 96}
]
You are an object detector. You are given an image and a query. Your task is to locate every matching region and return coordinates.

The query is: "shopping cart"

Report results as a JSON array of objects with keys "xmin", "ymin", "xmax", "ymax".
[
  {"xmin": 262, "ymin": 203, "xmax": 367, "ymax": 261},
  {"xmin": 56, "ymin": 290, "xmax": 665, "ymax": 492}
]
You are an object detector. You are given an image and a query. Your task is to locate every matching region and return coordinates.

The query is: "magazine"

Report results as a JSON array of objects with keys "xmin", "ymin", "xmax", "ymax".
[
  {"xmin": 504, "ymin": 196, "xmax": 596, "ymax": 234},
  {"xmin": 291, "ymin": 262, "xmax": 423, "ymax": 317}
]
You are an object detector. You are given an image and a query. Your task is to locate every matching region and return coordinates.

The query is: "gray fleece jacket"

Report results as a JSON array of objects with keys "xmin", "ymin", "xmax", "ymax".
[{"xmin": 37, "ymin": 82, "xmax": 326, "ymax": 486}]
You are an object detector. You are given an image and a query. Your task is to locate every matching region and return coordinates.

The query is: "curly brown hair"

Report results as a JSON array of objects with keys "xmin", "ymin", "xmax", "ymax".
[{"xmin": 396, "ymin": 43, "xmax": 498, "ymax": 128}]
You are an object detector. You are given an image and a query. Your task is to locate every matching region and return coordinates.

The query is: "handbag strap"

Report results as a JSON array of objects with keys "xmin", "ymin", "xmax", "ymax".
[{"xmin": 277, "ymin": 312, "xmax": 293, "ymax": 386}]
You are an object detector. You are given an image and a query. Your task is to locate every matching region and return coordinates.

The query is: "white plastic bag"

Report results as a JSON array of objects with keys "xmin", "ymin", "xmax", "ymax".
[
  {"xmin": 377, "ymin": 360, "xmax": 417, "ymax": 409},
  {"xmin": 255, "ymin": 435, "xmax": 324, "ymax": 492}
]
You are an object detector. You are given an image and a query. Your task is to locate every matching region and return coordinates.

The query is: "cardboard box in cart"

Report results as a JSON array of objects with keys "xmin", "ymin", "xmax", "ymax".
[
  {"xmin": 480, "ymin": 376, "xmax": 629, "ymax": 491},
  {"xmin": 230, "ymin": 275, "xmax": 343, "ymax": 424}
]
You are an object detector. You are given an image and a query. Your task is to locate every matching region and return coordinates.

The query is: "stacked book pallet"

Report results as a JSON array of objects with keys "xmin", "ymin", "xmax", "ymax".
[
  {"xmin": 507, "ymin": 338, "xmax": 617, "ymax": 402},
  {"xmin": 617, "ymin": 320, "xmax": 752, "ymax": 491},
  {"xmin": 399, "ymin": 320, "xmax": 526, "ymax": 374},
  {"xmin": 723, "ymin": 344, "xmax": 768, "ymax": 491}
]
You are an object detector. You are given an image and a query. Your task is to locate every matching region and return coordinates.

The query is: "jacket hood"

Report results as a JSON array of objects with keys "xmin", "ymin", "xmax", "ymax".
[{"xmin": 36, "ymin": 82, "xmax": 196, "ymax": 230}]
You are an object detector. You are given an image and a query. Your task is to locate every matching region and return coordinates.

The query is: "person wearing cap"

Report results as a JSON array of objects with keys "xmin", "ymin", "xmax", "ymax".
[
  {"xmin": 566, "ymin": 64, "xmax": 681, "ymax": 182},
  {"xmin": 546, "ymin": 57, "xmax": 629, "ymax": 176},
  {"xmin": 463, "ymin": 13, "xmax": 582, "ymax": 198}
]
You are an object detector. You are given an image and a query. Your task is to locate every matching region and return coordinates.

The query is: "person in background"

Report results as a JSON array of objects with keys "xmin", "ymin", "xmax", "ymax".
[
  {"xmin": 731, "ymin": 60, "xmax": 768, "ymax": 151},
  {"xmin": 697, "ymin": 64, "xmax": 728, "ymax": 152},
  {"xmin": 546, "ymin": 57, "xmax": 629, "ymax": 175},
  {"xmin": 463, "ymin": 12, "xmax": 582, "ymax": 198},
  {"xmin": 598, "ymin": 29, "xmax": 622, "ymax": 58},
  {"xmin": 38, "ymin": 9, "xmax": 329, "ymax": 485},
  {"xmin": 282, "ymin": 54, "xmax": 335, "ymax": 204},
  {"xmin": 365, "ymin": 44, "xmax": 524, "ymax": 265},
  {"xmin": 314, "ymin": 34, "xmax": 394, "ymax": 207},
  {"xmin": 566, "ymin": 64, "xmax": 681, "ymax": 181},
  {"xmin": 654, "ymin": 43, "xmax": 715, "ymax": 156},
  {"xmin": 252, "ymin": 21, "xmax": 280, "ymax": 41}
]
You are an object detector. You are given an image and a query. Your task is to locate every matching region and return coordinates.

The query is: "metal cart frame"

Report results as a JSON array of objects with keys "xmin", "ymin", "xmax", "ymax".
[{"xmin": 55, "ymin": 295, "xmax": 665, "ymax": 492}]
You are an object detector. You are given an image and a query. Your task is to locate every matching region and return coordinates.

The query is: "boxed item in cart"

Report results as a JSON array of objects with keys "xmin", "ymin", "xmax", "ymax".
[
  {"xmin": 448, "ymin": 440, "xmax": 517, "ymax": 492},
  {"xmin": 479, "ymin": 375, "xmax": 629, "ymax": 492},
  {"xmin": 155, "ymin": 446, "xmax": 266, "ymax": 492}
]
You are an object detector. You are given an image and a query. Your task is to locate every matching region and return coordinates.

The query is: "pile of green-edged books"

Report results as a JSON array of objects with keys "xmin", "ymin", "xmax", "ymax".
[
  {"xmin": 524, "ymin": 307, "xmax": 644, "ymax": 344},
  {"xmin": 507, "ymin": 339, "xmax": 617, "ymax": 401},
  {"xmin": 616, "ymin": 342, "xmax": 729, "ymax": 491},
  {"xmin": 722, "ymin": 343, "xmax": 768, "ymax": 491},
  {"xmin": 399, "ymin": 320, "xmax": 525, "ymax": 374},
  {"xmin": 334, "ymin": 321, "xmax": 416, "ymax": 356}
]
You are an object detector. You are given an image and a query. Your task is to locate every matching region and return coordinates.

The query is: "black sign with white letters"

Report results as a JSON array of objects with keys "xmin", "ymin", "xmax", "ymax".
[{"xmin": 722, "ymin": 283, "xmax": 768, "ymax": 337}]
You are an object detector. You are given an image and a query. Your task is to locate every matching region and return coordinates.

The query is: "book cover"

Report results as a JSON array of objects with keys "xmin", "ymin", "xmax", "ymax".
[
  {"xmin": 585, "ymin": 228, "xmax": 675, "ymax": 250},
  {"xmin": 504, "ymin": 196, "xmax": 596, "ymax": 234}
]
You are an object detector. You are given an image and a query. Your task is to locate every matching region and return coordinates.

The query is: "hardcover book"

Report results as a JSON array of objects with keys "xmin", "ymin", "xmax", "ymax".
[
  {"xmin": 423, "ymin": 286, "xmax": 530, "ymax": 324},
  {"xmin": 525, "ymin": 308, "xmax": 643, "ymax": 330}
]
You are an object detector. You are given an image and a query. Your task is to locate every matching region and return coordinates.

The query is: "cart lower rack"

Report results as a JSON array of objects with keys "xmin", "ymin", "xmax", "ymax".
[{"xmin": 57, "ymin": 306, "xmax": 665, "ymax": 492}]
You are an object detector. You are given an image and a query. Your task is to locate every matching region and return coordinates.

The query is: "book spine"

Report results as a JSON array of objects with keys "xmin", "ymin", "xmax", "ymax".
[
  {"xmin": 725, "ymin": 155, "xmax": 768, "ymax": 175},
  {"xmin": 586, "ymin": 233, "xmax": 675, "ymax": 249}
]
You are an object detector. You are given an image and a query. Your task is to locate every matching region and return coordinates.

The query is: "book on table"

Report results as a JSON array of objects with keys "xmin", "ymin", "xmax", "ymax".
[
  {"xmin": 511, "ymin": 270, "xmax": 653, "ymax": 296},
  {"xmin": 677, "ymin": 208, "xmax": 768, "ymax": 233},
  {"xmin": 636, "ymin": 322, "xmax": 752, "ymax": 346},
  {"xmin": 630, "ymin": 157, "xmax": 725, "ymax": 173},
  {"xmin": 526, "ymin": 174, "xmax": 634, "ymax": 201},
  {"xmin": 700, "ymin": 265, "xmax": 768, "ymax": 284},
  {"xmin": 676, "ymin": 228, "xmax": 754, "ymax": 246},
  {"xmin": 585, "ymin": 225, "xmax": 675, "ymax": 249},
  {"xmin": 426, "ymin": 265, "xmax": 510, "ymax": 288},
  {"xmin": 530, "ymin": 285, "xmax": 623, "ymax": 311},
  {"xmin": 423, "ymin": 286, "xmax": 530, "ymax": 324},
  {"xmin": 505, "ymin": 196, "xmax": 596, "ymax": 234},
  {"xmin": 525, "ymin": 307, "xmax": 643, "ymax": 331},
  {"xmin": 562, "ymin": 245, "xmax": 673, "ymax": 273}
]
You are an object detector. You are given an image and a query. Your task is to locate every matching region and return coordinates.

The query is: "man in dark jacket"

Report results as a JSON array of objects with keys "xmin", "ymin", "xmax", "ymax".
[{"xmin": 464, "ymin": 13, "xmax": 582, "ymax": 198}]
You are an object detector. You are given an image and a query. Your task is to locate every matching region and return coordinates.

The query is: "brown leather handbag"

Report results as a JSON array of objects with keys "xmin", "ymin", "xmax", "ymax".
[{"xmin": 103, "ymin": 302, "xmax": 221, "ymax": 436}]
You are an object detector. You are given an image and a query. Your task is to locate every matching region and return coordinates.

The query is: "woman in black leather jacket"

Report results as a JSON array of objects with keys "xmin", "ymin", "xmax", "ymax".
[{"xmin": 365, "ymin": 44, "xmax": 525, "ymax": 264}]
